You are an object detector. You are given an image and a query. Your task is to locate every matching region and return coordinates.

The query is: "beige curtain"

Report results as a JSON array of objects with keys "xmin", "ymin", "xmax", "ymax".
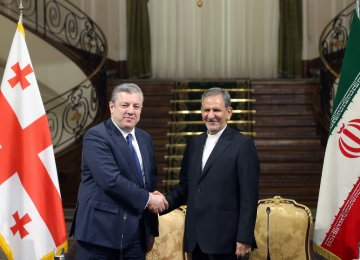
[
  {"xmin": 148, "ymin": 0, "xmax": 280, "ymax": 79},
  {"xmin": 67, "ymin": 0, "xmax": 356, "ymax": 69}
]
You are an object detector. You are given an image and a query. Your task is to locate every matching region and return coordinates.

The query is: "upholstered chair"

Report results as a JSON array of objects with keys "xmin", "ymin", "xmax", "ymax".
[
  {"xmin": 147, "ymin": 206, "xmax": 187, "ymax": 260},
  {"xmin": 250, "ymin": 196, "xmax": 313, "ymax": 260}
]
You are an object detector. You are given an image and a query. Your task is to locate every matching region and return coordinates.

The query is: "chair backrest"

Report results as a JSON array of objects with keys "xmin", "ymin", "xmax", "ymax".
[
  {"xmin": 250, "ymin": 196, "xmax": 313, "ymax": 260},
  {"xmin": 147, "ymin": 206, "xmax": 187, "ymax": 260}
]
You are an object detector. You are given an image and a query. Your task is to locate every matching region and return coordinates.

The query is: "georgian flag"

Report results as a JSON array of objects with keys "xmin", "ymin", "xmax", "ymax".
[
  {"xmin": 0, "ymin": 21, "xmax": 67, "ymax": 259},
  {"xmin": 313, "ymin": 9, "xmax": 360, "ymax": 260}
]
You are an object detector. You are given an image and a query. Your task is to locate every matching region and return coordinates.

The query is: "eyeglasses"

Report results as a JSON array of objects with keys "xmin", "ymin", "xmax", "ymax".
[{"xmin": 119, "ymin": 103, "xmax": 143, "ymax": 111}]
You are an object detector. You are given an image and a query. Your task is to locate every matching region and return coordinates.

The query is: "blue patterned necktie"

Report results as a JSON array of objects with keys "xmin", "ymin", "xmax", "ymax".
[{"xmin": 126, "ymin": 134, "xmax": 144, "ymax": 186}]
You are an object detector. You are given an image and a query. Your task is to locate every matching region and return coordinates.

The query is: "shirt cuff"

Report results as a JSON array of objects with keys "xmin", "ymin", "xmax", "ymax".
[{"xmin": 145, "ymin": 192, "xmax": 151, "ymax": 209}]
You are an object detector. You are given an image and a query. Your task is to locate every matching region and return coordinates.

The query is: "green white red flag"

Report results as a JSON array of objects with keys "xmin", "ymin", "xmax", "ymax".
[
  {"xmin": 313, "ymin": 9, "xmax": 360, "ymax": 260},
  {"xmin": 0, "ymin": 21, "xmax": 68, "ymax": 259}
]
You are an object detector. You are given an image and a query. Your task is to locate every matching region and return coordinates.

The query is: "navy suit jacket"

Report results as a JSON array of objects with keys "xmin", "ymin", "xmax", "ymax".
[
  {"xmin": 165, "ymin": 126, "xmax": 260, "ymax": 254},
  {"xmin": 70, "ymin": 119, "xmax": 158, "ymax": 249}
]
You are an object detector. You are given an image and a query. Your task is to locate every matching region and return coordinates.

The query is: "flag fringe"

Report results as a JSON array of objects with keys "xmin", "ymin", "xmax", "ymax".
[
  {"xmin": 17, "ymin": 21, "xmax": 25, "ymax": 38},
  {"xmin": 313, "ymin": 243, "xmax": 341, "ymax": 260},
  {"xmin": 42, "ymin": 240, "xmax": 68, "ymax": 260},
  {"xmin": 0, "ymin": 233, "xmax": 14, "ymax": 260}
]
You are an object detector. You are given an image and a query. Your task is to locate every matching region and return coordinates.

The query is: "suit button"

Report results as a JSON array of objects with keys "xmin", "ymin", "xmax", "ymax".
[{"xmin": 197, "ymin": 188, "xmax": 201, "ymax": 192}]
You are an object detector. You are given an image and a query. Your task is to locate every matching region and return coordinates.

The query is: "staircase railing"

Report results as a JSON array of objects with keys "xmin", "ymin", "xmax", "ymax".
[
  {"xmin": 0, "ymin": 0, "xmax": 108, "ymax": 154},
  {"xmin": 164, "ymin": 81, "xmax": 255, "ymax": 191},
  {"xmin": 316, "ymin": 1, "xmax": 354, "ymax": 143}
]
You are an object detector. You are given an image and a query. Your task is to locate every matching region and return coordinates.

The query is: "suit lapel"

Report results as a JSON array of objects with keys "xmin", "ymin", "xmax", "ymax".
[
  {"xmin": 105, "ymin": 119, "xmax": 130, "ymax": 160},
  {"xmin": 194, "ymin": 134, "xmax": 207, "ymax": 180},
  {"xmin": 201, "ymin": 127, "xmax": 233, "ymax": 177},
  {"xmin": 135, "ymin": 129, "xmax": 149, "ymax": 188},
  {"xmin": 105, "ymin": 120, "xmax": 144, "ymax": 186}
]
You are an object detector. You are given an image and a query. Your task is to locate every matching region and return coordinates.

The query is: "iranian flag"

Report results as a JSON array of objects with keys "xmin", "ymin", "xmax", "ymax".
[
  {"xmin": 0, "ymin": 21, "xmax": 68, "ymax": 259},
  {"xmin": 313, "ymin": 9, "xmax": 360, "ymax": 260}
]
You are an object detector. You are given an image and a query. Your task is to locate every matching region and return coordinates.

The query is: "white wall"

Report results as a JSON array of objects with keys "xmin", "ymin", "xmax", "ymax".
[
  {"xmin": 0, "ymin": 16, "xmax": 86, "ymax": 98},
  {"xmin": 72, "ymin": 0, "xmax": 127, "ymax": 61}
]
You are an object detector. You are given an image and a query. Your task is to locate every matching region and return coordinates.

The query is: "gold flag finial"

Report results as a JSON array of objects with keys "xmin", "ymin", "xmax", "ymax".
[{"xmin": 197, "ymin": 0, "xmax": 203, "ymax": 7}]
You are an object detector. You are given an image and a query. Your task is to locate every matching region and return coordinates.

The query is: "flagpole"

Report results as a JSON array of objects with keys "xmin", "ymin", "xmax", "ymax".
[
  {"xmin": 19, "ymin": 0, "xmax": 23, "ymax": 23},
  {"xmin": 0, "ymin": 0, "xmax": 69, "ymax": 257}
]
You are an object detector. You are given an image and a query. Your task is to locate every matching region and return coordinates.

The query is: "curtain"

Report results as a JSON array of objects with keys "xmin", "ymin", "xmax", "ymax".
[
  {"xmin": 278, "ymin": 0, "xmax": 302, "ymax": 78},
  {"xmin": 126, "ymin": 0, "xmax": 152, "ymax": 78},
  {"xmin": 148, "ymin": 0, "xmax": 279, "ymax": 79}
]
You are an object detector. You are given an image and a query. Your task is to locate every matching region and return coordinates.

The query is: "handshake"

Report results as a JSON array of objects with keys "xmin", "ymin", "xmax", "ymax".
[{"xmin": 148, "ymin": 191, "xmax": 169, "ymax": 214}]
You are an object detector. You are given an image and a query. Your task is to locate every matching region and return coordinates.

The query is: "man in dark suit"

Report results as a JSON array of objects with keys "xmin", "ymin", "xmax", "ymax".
[
  {"xmin": 162, "ymin": 87, "xmax": 260, "ymax": 259},
  {"xmin": 70, "ymin": 83, "xmax": 168, "ymax": 260}
]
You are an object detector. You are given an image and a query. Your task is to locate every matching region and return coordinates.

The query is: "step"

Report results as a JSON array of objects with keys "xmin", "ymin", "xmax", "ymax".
[
  {"xmin": 260, "ymin": 162, "xmax": 324, "ymax": 174},
  {"xmin": 254, "ymin": 95, "xmax": 313, "ymax": 105},
  {"xmin": 252, "ymin": 83, "xmax": 316, "ymax": 95},
  {"xmin": 254, "ymin": 138, "xmax": 322, "ymax": 148},
  {"xmin": 259, "ymin": 176, "xmax": 321, "ymax": 187},
  {"xmin": 254, "ymin": 115, "xmax": 316, "ymax": 127},
  {"xmin": 257, "ymin": 150, "xmax": 324, "ymax": 162},
  {"xmin": 253, "ymin": 104, "xmax": 314, "ymax": 116},
  {"xmin": 253, "ymin": 126, "xmax": 318, "ymax": 138}
]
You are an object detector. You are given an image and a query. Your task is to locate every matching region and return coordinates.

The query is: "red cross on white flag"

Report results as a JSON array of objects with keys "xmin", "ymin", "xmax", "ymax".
[{"xmin": 0, "ymin": 21, "xmax": 68, "ymax": 259}]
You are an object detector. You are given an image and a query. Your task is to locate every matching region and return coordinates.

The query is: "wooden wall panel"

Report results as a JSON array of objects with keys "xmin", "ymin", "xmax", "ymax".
[{"xmin": 251, "ymin": 79, "xmax": 324, "ymax": 209}]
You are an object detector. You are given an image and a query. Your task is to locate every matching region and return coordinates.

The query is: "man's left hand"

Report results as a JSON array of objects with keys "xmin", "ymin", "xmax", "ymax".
[{"xmin": 235, "ymin": 242, "xmax": 251, "ymax": 259}]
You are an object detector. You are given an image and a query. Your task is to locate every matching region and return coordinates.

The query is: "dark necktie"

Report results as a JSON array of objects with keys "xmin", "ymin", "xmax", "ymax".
[{"xmin": 126, "ymin": 134, "xmax": 144, "ymax": 186}]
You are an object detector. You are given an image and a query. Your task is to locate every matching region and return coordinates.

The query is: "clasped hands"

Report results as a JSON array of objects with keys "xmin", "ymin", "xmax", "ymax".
[{"xmin": 147, "ymin": 190, "xmax": 168, "ymax": 214}]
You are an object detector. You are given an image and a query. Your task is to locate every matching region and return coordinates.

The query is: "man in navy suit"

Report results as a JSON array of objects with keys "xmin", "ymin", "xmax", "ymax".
[
  {"xmin": 162, "ymin": 87, "xmax": 260, "ymax": 260},
  {"xmin": 70, "ymin": 83, "xmax": 168, "ymax": 260}
]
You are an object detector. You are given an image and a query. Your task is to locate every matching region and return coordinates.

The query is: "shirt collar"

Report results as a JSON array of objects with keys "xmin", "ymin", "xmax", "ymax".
[
  {"xmin": 111, "ymin": 118, "xmax": 136, "ymax": 140},
  {"xmin": 207, "ymin": 124, "xmax": 227, "ymax": 138}
]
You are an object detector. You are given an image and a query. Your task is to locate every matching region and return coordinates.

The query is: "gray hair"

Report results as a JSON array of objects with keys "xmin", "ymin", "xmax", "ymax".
[
  {"xmin": 201, "ymin": 87, "xmax": 231, "ymax": 108},
  {"xmin": 110, "ymin": 83, "xmax": 144, "ymax": 103}
]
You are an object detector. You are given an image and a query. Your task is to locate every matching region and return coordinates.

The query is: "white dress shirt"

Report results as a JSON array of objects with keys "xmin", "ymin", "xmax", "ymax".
[
  {"xmin": 202, "ymin": 125, "xmax": 227, "ymax": 170},
  {"xmin": 111, "ymin": 119, "xmax": 145, "ymax": 184}
]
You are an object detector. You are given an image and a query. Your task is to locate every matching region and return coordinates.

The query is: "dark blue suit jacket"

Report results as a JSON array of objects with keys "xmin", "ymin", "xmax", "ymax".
[
  {"xmin": 70, "ymin": 119, "xmax": 158, "ymax": 249},
  {"xmin": 165, "ymin": 126, "xmax": 260, "ymax": 254}
]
